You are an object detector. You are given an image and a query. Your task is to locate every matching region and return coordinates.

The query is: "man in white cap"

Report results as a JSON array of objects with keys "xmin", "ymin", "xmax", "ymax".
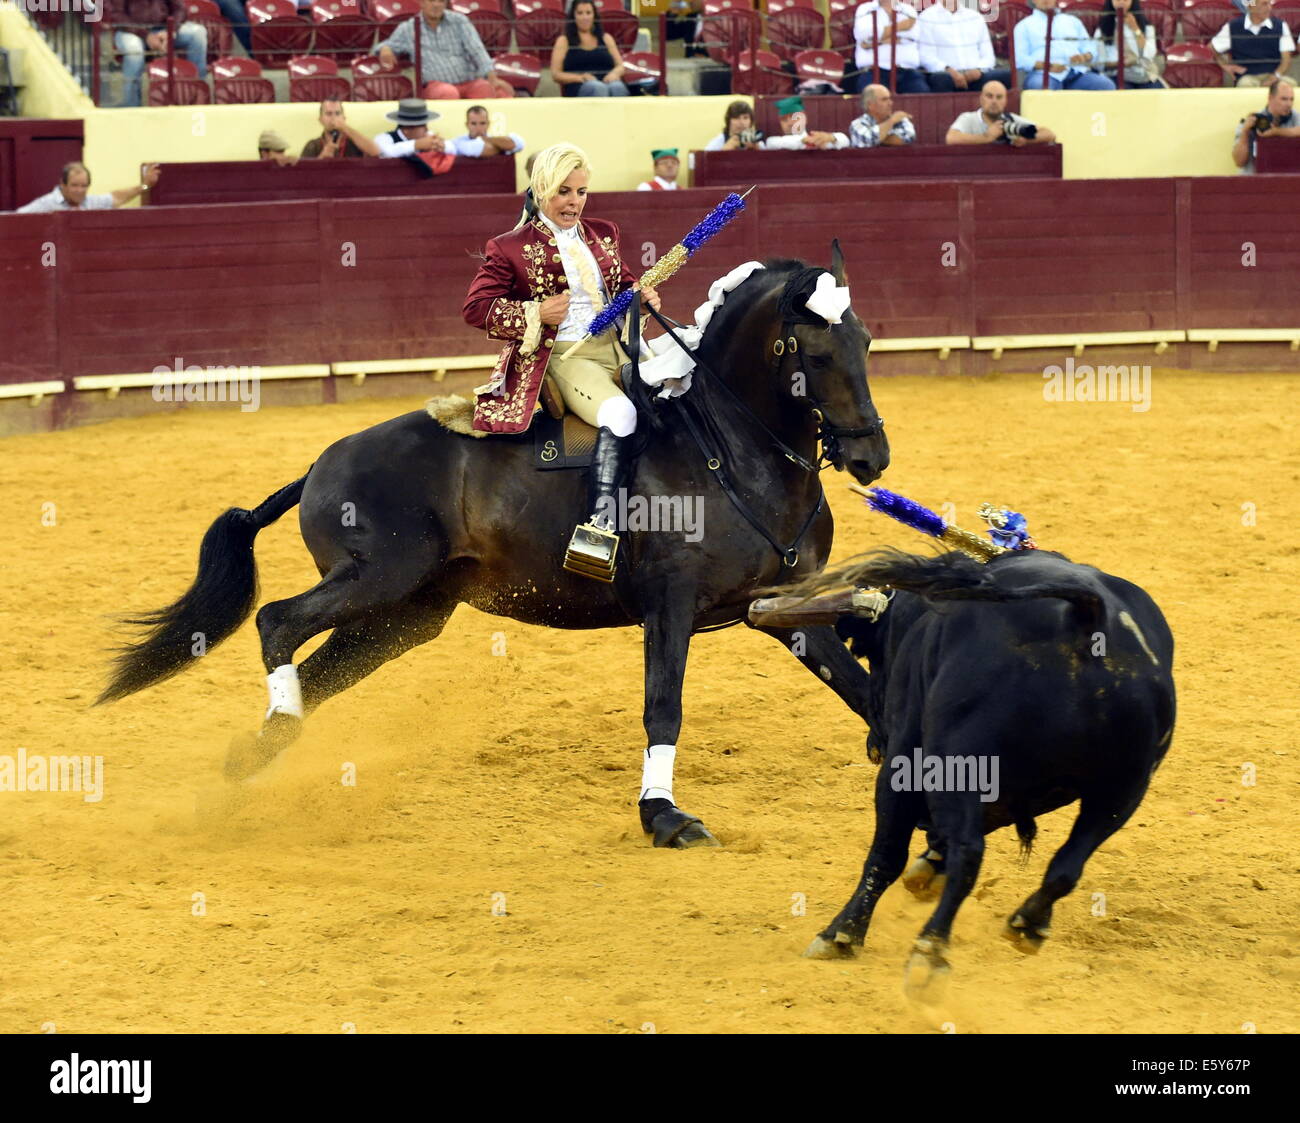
[
  {"xmin": 374, "ymin": 98, "xmax": 446, "ymax": 158},
  {"xmin": 636, "ymin": 149, "xmax": 680, "ymax": 190}
]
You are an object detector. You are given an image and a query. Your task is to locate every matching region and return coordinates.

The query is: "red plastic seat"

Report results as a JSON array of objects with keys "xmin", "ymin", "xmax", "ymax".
[
  {"xmin": 147, "ymin": 60, "xmax": 213, "ymax": 105},
  {"xmin": 1161, "ymin": 42, "xmax": 1224, "ymax": 86},
  {"xmin": 354, "ymin": 71, "xmax": 415, "ymax": 98},
  {"xmin": 623, "ymin": 49, "xmax": 663, "ymax": 91},
  {"xmin": 1179, "ymin": 0, "xmax": 1238, "ymax": 43},
  {"xmin": 992, "ymin": 1, "xmax": 1032, "ymax": 62},
  {"xmin": 767, "ymin": 0, "xmax": 816, "ymax": 13},
  {"xmin": 350, "ymin": 53, "xmax": 398, "ymax": 74},
  {"xmin": 698, "ymin": 8, "xmax": 761, "ymax": 65},
  {"xmin": 1140, "ymin": 0, "xmax": 1177, "ymax": 51},
  {"xmin": 794, "ymin": 47, "xmax": 844, "ymax": 87},
  {"xmin": 290, "ymin": 73, "xmax": 354, "ymax": 99},
  {"xmin": 468, "ymin": 9, "xmax": 513, "ymax": 54},
  {"xmin": 185, "ymin": 0, "xmax": 233, "ymax": 62},
  {"xmin": 494, "ymin": 51, "xmax": 542, "ymax": 94},
  {"xmin": 602, "ymin": 8, "xmax": 640, "ymax": 52},
  {"xmin": 1057, "ymin": 0, "xmax": 1105, "ymax": 34},
  {"xmin": 766, "ymin": 6, "xmax": 825, "ymax": 63},
  {"xmin": 214, "ymin": 76, "xmax": 278, "ymax": 101},
  {"xmin": 212, "ymin": 55, "xmax": 264, "ymax": 78},
  {"xmin": 248, "ymin": 0, "xmax": 315, "ymax": 67},
  {"xmin": 513, "ymin": 0, "xmax": 563, "ymax": 13},
  {"xmin": 311, "ymin": 1, "xmax": 377, "ymax": 57},
  {"xmin": 827, "ymin": 0, "xmax": 856, "ymax": 53},
  {"xmin": 288, "ymin": 53, "xmax": 340, "ymax": 75},
  {"xmin": 370, "ymin": 0, "xmax": 419, "ymax": 38},
  {"xmin": 595, "ymin": 0, "xmax": 626, "ymax": 10},
  {"xmin": 735, "ymin": 47, "xmax": 791, "ymax": 95},
  {"xmin": 451, "ymin": 0, "xmax": 503, "ymax": 11},
  {"xmin": 515, "ymin": 9, "xmax": 567, "ymax": 62}
]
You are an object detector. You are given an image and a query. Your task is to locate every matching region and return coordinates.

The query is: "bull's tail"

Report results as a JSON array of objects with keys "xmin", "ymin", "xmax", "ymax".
[
  {"xmin": 839, "ymin": 548, "xmax": 1105, "ymax": 616},
  {"xmin": 97, "ymin": 474, "xmax": 308, "ymax": 705},
  {"xmin": 1014, "ymin": 814, "xmax": 1037, "ymax": 864}
]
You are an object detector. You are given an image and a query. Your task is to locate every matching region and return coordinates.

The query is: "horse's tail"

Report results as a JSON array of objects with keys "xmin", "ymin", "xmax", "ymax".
[{"xmin": 96, "ymin": 474, "xmax": 308, "ymax": 705}]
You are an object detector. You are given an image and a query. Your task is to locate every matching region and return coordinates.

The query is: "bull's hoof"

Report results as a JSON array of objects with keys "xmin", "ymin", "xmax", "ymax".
[
  {"xmin": 803, "ymin": 933, "xmax": 856, "ymax": 960},
  {"xmin": 903, "ymin": 936, "xmax": 951, "ymax": 1002},
  {"xmin": 639, "ymin": 799, "xmax": 721, "ymax": 849},
  {"xmin": 1004, "ymin": 913, "xmax": 1049, "ymax": 954}
]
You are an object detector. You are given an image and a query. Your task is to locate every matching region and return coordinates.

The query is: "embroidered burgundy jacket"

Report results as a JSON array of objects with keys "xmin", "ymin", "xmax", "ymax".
[{"xmin": 463, "ymin": 216, "xmax": 635, "ymax": 434}]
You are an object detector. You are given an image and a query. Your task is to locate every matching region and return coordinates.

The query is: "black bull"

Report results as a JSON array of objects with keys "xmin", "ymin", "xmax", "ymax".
[
  {"xmin": 769, "ymin": 547, "xmax": 1175, "ymax": 995},
  {"xmin": 97, "ymin": 249, "xmax": 890, "ymax": 847}
]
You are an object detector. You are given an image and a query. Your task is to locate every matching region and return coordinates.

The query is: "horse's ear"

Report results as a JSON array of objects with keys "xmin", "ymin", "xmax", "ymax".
[{"xmin": 831, "ymin": 239, "xmax": 848, "ymax": 286}]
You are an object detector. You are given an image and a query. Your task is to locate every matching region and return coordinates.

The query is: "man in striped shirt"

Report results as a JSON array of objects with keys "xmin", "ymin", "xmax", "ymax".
[{"xmin": 377, "ymin": 0, "xmax": 515, "ymax": 100}]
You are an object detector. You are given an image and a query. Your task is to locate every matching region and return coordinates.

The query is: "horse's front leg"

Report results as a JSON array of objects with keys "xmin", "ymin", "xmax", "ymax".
[
  {"xmin": 640, "ymin": 592, "xmax": 721, "ymax": 849},
  {"xmin": 749, "ymin": 622, "xmax": 874, "ymax": 725}
]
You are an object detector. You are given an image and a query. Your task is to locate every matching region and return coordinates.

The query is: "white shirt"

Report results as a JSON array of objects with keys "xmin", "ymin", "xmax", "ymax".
[
  {"xmin": 538, "ymin": 210, "xmax": 609, "ymax": 342},
  {"xmin": 1211, "ymin": 16, "xmax": 1295, "ymax": 55},
  {"xmin": 916, "ymin": 3, "xmax": 996, "ymax": 73},
  {"xmin": 636, "ymin": 176, "xmax": 679, "ymax": 191},
  {"xmin": 374, "ymin": 128, "xmax": 426, "ymax": 159},
  {"xmin": 447, "ymin": 131, "xmax": 525, "ymax": 157},
  {"xmin": 854, "ymin": 2, "xmax": 921, "ymax": 72},
  {"xmin": 763, "ymin": 131, "xmax": 850, "ymax": 150},
  {"xmin": 16, "ymin": 184, "xmax": 114, "ymax": 213}
]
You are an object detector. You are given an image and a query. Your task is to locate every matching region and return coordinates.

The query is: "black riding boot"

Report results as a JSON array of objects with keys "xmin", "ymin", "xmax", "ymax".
[{"xmin": 564, "ymin": 426, "xmax": 630, "ymax": 582}]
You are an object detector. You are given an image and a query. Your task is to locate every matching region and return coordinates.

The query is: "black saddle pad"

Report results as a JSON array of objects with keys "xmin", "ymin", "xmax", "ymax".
[{"xmin": 532, "ymin": 409, "xmax": 598, "ymax": 470}]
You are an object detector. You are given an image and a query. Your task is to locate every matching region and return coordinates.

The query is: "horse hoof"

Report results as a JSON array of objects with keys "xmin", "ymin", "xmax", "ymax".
[
  {"xmin": 803, "ymin": 933, "xmax": 856, "ymax": 960},
  {"xmin": 1004, "ymin": 913, "xmax": 1049, "ymax": 954},
  {"xmin": 640, "ymin": 801, "xmax": 721, "ymax": 849},
  {"xmin": 903, "ymin": 937, "xmax": 951, "ymax": 1002}
]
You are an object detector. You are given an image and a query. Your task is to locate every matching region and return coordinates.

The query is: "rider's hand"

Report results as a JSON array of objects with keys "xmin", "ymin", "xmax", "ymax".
[
  {"xmin": 540, "ymin": 293, "xmax": 570, "ymax": 326},
  {"xmin": 640, "ymin": 285, "xmax": 662, "ymax": 312}
]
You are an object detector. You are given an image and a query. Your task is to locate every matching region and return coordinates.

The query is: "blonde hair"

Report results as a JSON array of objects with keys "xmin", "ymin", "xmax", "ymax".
[{"xmin": 515, "ymin": 142, "xmax": 592, "ymax": 229}]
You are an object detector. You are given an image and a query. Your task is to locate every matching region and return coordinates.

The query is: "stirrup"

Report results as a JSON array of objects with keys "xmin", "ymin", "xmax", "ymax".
[{"xmin": 564, "ymin": 521, "xmax": 619, "ymax": 582}]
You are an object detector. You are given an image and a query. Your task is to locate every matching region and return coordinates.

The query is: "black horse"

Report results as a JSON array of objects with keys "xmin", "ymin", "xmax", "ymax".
[{"xmin": 99, "ymin": 246, "xmax": 890, "ymax": 847}]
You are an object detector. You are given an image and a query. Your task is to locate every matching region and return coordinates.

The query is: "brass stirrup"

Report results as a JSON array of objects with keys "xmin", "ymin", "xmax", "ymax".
[{"xmin": 564, "ymin": 523, "xmax": 619, "ymax": 583}]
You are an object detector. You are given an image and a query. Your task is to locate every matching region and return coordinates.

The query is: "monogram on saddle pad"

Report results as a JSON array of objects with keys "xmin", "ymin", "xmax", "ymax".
[{"xmin": 425, "ymin": 392, "xmax": 606, "ymax": 470}]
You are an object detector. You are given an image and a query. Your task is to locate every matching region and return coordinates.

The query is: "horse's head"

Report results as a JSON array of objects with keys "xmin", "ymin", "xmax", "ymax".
[{"xmin": 746, "ymin": 243, "xmax": 890, "ymax": 484}]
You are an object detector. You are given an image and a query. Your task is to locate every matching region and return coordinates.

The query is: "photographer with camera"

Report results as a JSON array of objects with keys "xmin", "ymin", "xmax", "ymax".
[
  {"xmin": 1233, "ymin": 77, "xmax": 1300, "ymax": 172},
  {"xmin": 705, "ymin": 101, "xmax": 766, "ymax": 152},
  {"xmin": 945, "ymin": 81, "xmax": 1058, "ymax": 146},
  {"xmin": 301, "ymin": 102, "xmax": 380, "ymax": 160}
]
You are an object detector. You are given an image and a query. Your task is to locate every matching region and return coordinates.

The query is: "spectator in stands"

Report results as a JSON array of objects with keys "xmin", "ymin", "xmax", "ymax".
[
  {"xmin": 705, "ymin": 101, "xmax": 766, "ymax": 151},
  {"xmin": 212, "ymin": 0, "xmax": 252, "ymax": 55},
  {"xmin": 1014, "ymin": 0, "xmax": 1116, "ymax": 90},
  {"xmin": 448, "ymin": 105, "xmax": 525, "ymax": 157},
  {"xmin": 301, "ymin": 102, "xmax": 381, "ymax": 159},
  {"xmin": 102, "ymin": 0, "xmax": 208, "ymax": 108},
  {"xmin": 763, "ymin": 95, "xmax": 851, "ymax": 149},
  {"xmin": 374, "ymin": 98, "xmax": 447, "ymax": 159},
  {"xmin": 637, "ymin": 148, "xmax": 680, "ymax": 190},
  {"xmin": 550, "ymin": 0, "xmax": 629, "ymax": 97},
  {"xmin": 1213, "ymin": 0, "xmax": 1295, "ymax": 88},
  {"xmin": 257, "ymin": 130, "xmax": 298, "ymax": 165},
  {"xmin": 917, "ymin": 0, "xmax": 1012, "ymax": 92},
  {"xmin": 852, "ymin": 0, "xmax": 928, "ymax": 95},
  {"xmin": 850, "ymin": 84, "xmax": 916, "ymax": 147},
  {"xmin": 377, "ymin": 0, "xmax": 515, "ymax": 100},
  {"xmin": 15, "ymin": 161, "xmax": 161, "ymax": 212},
  {"xmin": 1233, "ymin": 77, "xmax": 1300, "ymax": 171},
  {"xmin": 945, "ymin": 80, "xmax": 1057, "ymax": 144},
  {"xmin": 1093, "ymin": 0, "xmax": 1164, "ymax": 88}
]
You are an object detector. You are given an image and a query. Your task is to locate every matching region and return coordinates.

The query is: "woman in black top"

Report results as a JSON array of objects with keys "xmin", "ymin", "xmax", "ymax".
[{"xmin": 550, "ymin": 0, "xmax": 629, "ymax": 96}]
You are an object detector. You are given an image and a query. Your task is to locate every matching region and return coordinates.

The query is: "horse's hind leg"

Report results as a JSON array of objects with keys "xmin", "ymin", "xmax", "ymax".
[{"xmin": 1005, "ymin": 774, "xmax": 1151, "ymax": 953}]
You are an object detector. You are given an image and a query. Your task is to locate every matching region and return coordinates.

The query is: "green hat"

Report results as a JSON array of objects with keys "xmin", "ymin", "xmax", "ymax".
[
  {"xmin": 651, "ymin": 148, "xmax": 679, "ymax": 161},
  {"xmin": 775, "ymin": 95, "xmax": 804, "ymax": 117}
]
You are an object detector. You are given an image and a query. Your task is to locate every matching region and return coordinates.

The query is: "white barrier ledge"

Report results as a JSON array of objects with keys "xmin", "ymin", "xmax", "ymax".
[
  {"xmin": 0, "ymin": 380, "xmax": 65, "ymax": 406},
  {"xmin": 1187, "ymin": 329, "xmax": 1300, "ymax": 353},
  {"xmin": 973, "ymin": 331, "xmax": 1186, "ymax": 360},
  {"xmin": 869, "ymin": 337, "xmax": 971, "ymax": 361},
  {"xmin": 331, "ymin": 356, "xmax": 497, "ymax": 385},
  {"xmin": 73, "ymin": 366, "xmax": 331, "ymax": 398}
]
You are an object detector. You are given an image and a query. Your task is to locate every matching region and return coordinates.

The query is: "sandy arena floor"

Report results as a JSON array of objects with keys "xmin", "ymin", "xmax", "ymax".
[{"xmin": 1, "ymin": 369, "xmax": 1296, "ymax": 1034}]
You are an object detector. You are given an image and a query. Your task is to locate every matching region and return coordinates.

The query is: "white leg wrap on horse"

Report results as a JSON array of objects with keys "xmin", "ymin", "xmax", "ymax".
[
  {"xmin": 265, "ymin": 664, "xmax": 303, "ymax": 720},
  {"xmin": 640, "ymin": 743, "xmax": 676, "ymax": 802},
  {"xmin": 596, "ymin": 395, "xmax": 638, "ymax": 438}
]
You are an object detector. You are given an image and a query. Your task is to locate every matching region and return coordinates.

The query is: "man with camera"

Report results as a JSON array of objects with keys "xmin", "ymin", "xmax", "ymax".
[
  {"xmin": 1233, "ymin": 77, "xmax": 1300, "ymax": 172},
  {"xmin": 945, "ymin": 81, "xmax": 1057, "ymax": 146},
  {"xmin": 301, "ymin": 102, "xmax": 380, "ymax": 160}
]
